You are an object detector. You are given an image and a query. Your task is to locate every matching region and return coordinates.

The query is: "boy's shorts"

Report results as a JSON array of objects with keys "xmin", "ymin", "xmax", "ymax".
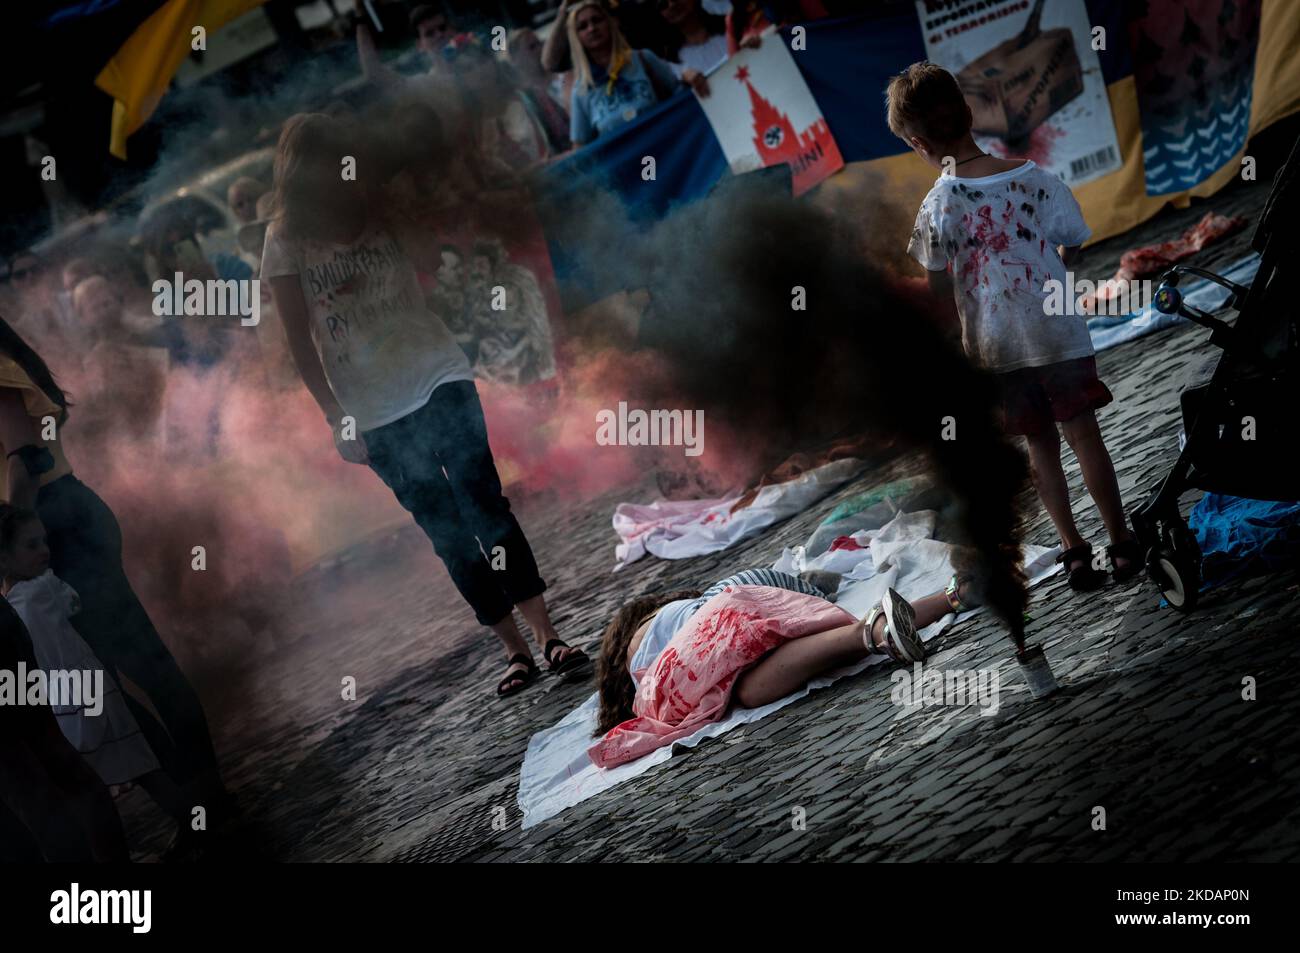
[{"xmin": 996, "ymin": 356, "xmax": 1113, "ymax": 436}]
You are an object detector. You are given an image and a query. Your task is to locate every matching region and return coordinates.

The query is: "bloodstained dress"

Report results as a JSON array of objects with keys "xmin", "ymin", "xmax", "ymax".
[{"xmin": 588, "ymin": 584, "xmax": 853, "ymax": 769}]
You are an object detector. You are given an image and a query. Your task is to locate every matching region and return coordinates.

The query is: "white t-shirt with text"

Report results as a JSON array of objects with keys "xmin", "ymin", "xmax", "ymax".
[
  {"xmin": 907, "ymin": 160, "xmax": 1093, "ymax": 373},
  {"xmin": 261, "ymin": 218, "xmax": 473, "ymax": 431}
]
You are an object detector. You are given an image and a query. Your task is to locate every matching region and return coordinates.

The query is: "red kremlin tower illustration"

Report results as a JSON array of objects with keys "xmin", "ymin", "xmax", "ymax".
[{"xmin": 735, "ymin": 64, "xmax": 842, "ymax": 195}]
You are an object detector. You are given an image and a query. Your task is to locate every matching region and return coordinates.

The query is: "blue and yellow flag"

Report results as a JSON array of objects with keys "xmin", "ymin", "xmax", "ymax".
[{"xmin": 94, "ymin": 0, "xmax": 264, "ymax": 159}]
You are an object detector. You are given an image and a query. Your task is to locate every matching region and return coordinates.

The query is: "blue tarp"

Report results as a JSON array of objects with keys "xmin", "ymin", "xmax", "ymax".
[{"xmin": 1189, "ymin": 493, "xmax": 1300, "ymax": 590}]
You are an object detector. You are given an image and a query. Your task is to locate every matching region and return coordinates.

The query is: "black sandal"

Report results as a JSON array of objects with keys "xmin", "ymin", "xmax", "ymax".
[
  {"xmin": 1106, "ymin": 538, "xmax": 1145, "ymax": 583},
  {"xmin": 543, "ymin": 639, "xmax": 591, "ymax": 679},
  {"xmin": 497, "ymin": 653, "xmax": 540, "ymax": 697},
  {"xmin": 1057, "ymin": 543, "xmax": 1107, "ymax": 592}
]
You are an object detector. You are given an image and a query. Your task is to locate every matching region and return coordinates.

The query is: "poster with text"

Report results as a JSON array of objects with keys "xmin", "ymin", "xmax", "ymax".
[
  {"xmin": 916, "ymin": 0, "xmax": 1121, "ymax": 186},
  {"xmin": 694, "ymin": 36, "xmax": 844, "ymax": 196}
]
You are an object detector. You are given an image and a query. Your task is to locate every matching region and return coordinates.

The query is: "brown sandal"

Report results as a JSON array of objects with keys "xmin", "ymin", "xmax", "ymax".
[
  {"xmin": 1058, "ymin": 544, "xmax": 1107, "ymax": 592},
  {"xmin": 1107, "ymin": 538, "xmax": 1145, "ymax": 582},
  {"xmin": 543, "ymin": 639, "xmax": 591, "ymax": 679},
  {"xmin": 497, "ymin": 654, "xmax": 540, "ymax": 697}
]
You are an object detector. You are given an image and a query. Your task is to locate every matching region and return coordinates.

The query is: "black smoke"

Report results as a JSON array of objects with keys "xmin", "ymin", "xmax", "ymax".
[{"xmin": 547, "ymin": 168, "xmax": 1033, "ymax": 648}]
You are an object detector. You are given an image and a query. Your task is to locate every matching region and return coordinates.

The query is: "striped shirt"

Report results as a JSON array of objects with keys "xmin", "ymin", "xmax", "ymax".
[
  {"xmin": 628, "ymin": 569, "xmax": 826, "ymax": 674},
  {"xmin": 700, "ymin": 568, "xmax": 825, "ymax": 601}
]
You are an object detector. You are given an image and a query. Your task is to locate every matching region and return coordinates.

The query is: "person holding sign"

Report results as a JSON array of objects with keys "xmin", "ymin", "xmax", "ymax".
[{"xmin": 566, "ymin": 0, "xmax": 710, "ymax": 146}]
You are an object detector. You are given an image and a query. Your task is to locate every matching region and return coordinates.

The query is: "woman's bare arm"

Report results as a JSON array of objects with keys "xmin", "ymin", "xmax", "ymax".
[
  {"xmin": 0, "ymin": 388, "xmax": 42, "ymax": 508},
  {"xmin": 356, "ymin": 21, "xmax": 401, "ymax": 88},
  {"xmin": 267, "ymin": 276, "xmax": 346, "ymax": 424},
  {"xmin": 269, "ymin": 275, "xmax": 369, "ymax": 463},
  {"xmin": 541, "ymin": 1, "xmax": 572, "ymax": 72}
]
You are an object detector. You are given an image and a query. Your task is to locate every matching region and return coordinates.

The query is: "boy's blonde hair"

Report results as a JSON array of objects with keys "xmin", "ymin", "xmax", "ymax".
[{"xmin": 885, "ymin": 61, "xmax": 971, "ymax": 145}]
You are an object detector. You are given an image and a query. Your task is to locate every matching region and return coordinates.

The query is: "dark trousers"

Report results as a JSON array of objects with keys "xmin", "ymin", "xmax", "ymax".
[
  {"xmin": 363, "ymin": 381, "xmax": 546, "ymax": 626},
  {"xmin": 36, "ymin": 475, "xmax": 223, "ymax": 790}
]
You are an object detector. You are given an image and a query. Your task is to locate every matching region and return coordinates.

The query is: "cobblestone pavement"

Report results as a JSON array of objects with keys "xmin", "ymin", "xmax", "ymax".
[{"xmin": 117, "ymin": 154, "xmax": 1300, "ymax": 862}]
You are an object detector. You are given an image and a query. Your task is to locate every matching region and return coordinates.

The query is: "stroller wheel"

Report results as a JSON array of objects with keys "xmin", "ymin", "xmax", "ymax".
[{"xmin": 1147, "ymin": 546, "xmax": 1200, "ymax": 613}]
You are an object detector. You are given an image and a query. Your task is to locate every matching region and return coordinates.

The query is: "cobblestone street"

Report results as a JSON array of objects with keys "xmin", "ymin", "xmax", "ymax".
[{"xmin": 118, "ymin": 162, "xmax": 1300, "ymax": 863}]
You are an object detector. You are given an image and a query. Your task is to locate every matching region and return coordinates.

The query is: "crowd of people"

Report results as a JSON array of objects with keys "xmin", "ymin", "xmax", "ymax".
[
  {"xmin": 0, "ymin": 0, "xmax": 849, "ymax": 416},
  {"xmin": 1, "ymin": 1, "xmax": 1004, "ymax": 863}
]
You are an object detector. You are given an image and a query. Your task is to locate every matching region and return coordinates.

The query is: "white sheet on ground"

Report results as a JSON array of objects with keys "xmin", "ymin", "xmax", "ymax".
[
  {"xmin": 1088, "ymin": 252, "xmax": 1260, "ymax": 352},
  {"xmin": 518, "ymin": 508, "xmax": 1060, "ymax": 829},
  {"xmin": 612, "ymin": 457, "xmax": 865, "ymax": 569}
]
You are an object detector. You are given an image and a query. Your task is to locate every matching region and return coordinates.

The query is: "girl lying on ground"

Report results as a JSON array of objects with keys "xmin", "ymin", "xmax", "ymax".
[{"xmin": 590, "ymin": 568, "xmax": 981, "ymax": 768}]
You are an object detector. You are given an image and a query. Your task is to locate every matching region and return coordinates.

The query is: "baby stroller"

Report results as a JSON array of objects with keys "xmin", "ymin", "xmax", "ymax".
[{"xmin": 1131, "ymin": 133, "xmax": 1300, "ymax": 612}]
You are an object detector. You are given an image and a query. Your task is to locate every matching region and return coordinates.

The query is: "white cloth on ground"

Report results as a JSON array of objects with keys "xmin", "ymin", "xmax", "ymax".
[
  {"xmin": 612, "ymin": 457, "xmax": 864, "ymax": 568},
  {"xmin": 517, "ymin": 508, "xmax": 1060, "ymax": 829}
]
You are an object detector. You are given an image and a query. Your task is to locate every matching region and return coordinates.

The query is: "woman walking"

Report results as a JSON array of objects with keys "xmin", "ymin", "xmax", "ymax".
[{"xmin": 262, "ymin": 113, "xmax": 586, "ymax": 696}]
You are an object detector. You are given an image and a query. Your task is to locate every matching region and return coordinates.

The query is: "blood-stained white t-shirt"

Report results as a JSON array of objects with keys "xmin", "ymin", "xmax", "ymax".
[
  {"xmin": 907, "ymin": 160, "xmax": 1094, "ymax": 373},
  {"xmin": 261, "ymin": 218, "xmax": 473, "ymax": 431}
]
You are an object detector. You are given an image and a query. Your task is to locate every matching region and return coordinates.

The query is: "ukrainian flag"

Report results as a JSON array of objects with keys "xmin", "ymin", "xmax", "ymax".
[{"xmin": 94, "ymin": 0, "xmax": 265, "ymax": 159}]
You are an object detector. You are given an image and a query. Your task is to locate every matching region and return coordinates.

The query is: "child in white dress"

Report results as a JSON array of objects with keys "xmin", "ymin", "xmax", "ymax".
[{"xmin": 0, "ymin": 504, "xmax": 197, "ymax": 855}]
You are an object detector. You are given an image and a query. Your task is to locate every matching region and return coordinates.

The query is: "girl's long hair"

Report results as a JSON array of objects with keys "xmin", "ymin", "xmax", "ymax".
[
  {"xmin": 269, "ymin": 113, "xmax": 373, "ymax": 242},
  {"xmin": 0, "ymin": 316, "xmax": 69, "ymax": 423},
  {"xmin": 595, "ymin": 589, "xmax": 701, "ymax": 736},
  {"xmin": 567, "ymin": 1, "xmax": 632, "ymax": 91}
]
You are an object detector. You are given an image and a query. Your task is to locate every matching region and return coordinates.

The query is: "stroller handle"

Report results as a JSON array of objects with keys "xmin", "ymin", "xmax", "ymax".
[
  {"xmin": 1153, "ymin": 275, "xmax": 1239, "ymax": 351},
  {"xmin": 1157, "ymin": 264, "xmax": 1251, "ymax": 304}
]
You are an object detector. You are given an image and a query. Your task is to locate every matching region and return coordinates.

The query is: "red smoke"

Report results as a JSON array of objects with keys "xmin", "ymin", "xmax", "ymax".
[{"xmin": 477, "ymin": 342, "xmax": 765, "ymax": 500}]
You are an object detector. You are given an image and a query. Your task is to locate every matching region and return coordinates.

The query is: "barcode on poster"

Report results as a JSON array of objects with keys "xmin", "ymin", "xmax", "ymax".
[{"xmin": 1069, "ymin": 145, "xmax": 1117, "ymax": 181}]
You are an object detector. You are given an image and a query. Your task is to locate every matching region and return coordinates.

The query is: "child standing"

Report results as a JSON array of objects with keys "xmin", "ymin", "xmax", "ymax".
[
  {"xmin": 886, "ymin": 62, "xmax": 1141, "ymax": 589},
  {"xmin": 0, "ymin": 504, "xmax": 201, "ymax": 858}
]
